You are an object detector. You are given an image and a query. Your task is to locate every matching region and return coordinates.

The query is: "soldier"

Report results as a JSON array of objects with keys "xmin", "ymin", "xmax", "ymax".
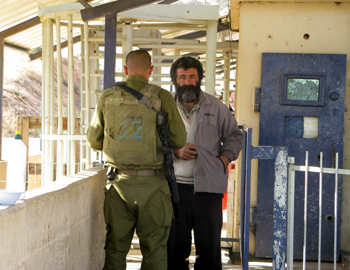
[{"xmin": 87, "ymin": 50, "xmax": 186, "ymax": 270}]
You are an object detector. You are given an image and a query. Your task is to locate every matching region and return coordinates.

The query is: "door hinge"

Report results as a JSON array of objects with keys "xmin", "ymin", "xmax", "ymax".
[{"xmin": 254, "ymin": 88, "xmax": 261, "ymax": 112}]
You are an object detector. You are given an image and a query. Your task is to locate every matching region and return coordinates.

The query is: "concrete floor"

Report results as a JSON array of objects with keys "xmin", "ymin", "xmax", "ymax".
[{"xmin": 125, "ymin": 253, "xmax": 349, "ymax": 270}]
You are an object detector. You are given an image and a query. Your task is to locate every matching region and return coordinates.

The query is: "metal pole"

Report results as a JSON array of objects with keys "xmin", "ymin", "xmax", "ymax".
[
  {"xmin": 151, "ymin": 30, "xmax": 161, "ymax": 83},
  {"xmin": 334, "ymin": 153, "xmax": 339, "ymax": 270},
  {"xmin": 43, "ymin": 19, "xmax": 51, "ymax": 186},
  {"xmin": 223, "ymin": 51, "xmax": 230, "ymax": 106},
  {"xmin": 84, "ymin": 22, "xmax": 91, "ymax": 169},
  {"xmin": 205, "ymin": 20, "xmax": 217, "ymax": 95},
  {"xmin": 122, "ymin": 23, "xmax": 133, "ymax": 65},
  {"xmin": 68, "ymin": 15, "xmax": 75, "ymax": 176},
  {"xmin": 273, "ymin": 147, "xmax": 288, "ymax": 270},
  {"xmin": 287, "ymin": 163, "xmax": 295, "ymax": 270},
  {"xmin": 49, "ymin": 20, "xmax": 54, "ymax": 183},
  {"xmin": 318, "ymin": 152, "xmax": 323, "ymax": 270},
  {"xmin": 303, "ymin": 151, "xmax": 309, "ymax": 270},
  {"xmin": 56, "ymin": 17, "xmax": 64, "ymax": 179}
]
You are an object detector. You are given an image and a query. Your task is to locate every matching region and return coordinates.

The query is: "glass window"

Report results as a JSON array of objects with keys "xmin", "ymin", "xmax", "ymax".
[{"xmin": 286, "ymin": 78, "xmax": 319, "ymax": 101}]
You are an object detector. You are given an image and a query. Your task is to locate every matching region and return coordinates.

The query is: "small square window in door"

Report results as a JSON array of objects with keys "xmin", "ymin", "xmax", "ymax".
[{"xmin": 284, "ymin": 116, "xmax": 318, "ymax": 138}]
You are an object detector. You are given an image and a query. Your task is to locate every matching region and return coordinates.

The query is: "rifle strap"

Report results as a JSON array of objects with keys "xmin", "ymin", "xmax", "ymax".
[{"xmin": 112, "ymin": 82, "xmax": 157, "ymax": 111}]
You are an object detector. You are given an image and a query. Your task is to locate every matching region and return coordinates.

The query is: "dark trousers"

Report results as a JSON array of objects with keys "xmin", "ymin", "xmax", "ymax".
[{"xmin": 167, "ymin": 183, "xmax": 223, "ymax": 270}]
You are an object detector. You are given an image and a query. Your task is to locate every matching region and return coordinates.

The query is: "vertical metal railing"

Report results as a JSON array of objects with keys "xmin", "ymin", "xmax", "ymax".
[
  {"xmin": 239, "ymin": 125, "xmax": 251, "ymax": 270},
  {"xmin": 238, "ymin": 126, "xmax": 288, "ymax": 270},
  {"xmin": 287, "ymin": 151, "xmax": 347, "ymax": 270}
]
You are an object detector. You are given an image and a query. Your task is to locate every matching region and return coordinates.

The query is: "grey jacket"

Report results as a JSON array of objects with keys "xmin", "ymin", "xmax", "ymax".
[{"xmin": 176, "ymin": 91, "xmax": 244, "ymax": 193}]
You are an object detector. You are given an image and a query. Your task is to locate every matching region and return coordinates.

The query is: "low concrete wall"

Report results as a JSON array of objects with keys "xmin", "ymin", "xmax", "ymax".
[{"xmin": 0, "ymin": 166, "xmax": 107, "ymax": 270}]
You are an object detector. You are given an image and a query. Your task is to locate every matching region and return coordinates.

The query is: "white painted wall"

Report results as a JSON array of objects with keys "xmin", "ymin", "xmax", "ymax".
[{"xmin": 0, "ymin": 166, "xmax": 107, "ymax": 270}]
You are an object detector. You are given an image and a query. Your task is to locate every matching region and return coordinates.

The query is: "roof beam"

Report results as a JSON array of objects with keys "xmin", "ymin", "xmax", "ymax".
[
  {"xmin": 174, "ymin": 25, "xmax": 229, "ymax": 40},
  {"xmin": 4, "ymin": 42, "xmax": 30, "ymax": 54},
  {"xmin": 157, "ymin": 0, "xmax": 179, "ymax": 4},
  {"xmin": 0, "ymin": 16, "xmax": 41, "ymax": 39},
  {"xmin": 81, "ymin": 0, "xmax": 162, "ymax": 21},
  {"xmin": 29, "ymin": 36, "xmax": 81, "ymax": 61},
  {"xmin": 77, "ymin": 0, "xmax": 92, "ymax": 9}
]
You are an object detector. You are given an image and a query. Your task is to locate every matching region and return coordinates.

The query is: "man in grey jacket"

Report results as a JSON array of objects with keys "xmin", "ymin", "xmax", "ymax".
[{"xmin": 167, "ymin": 56, "xmax": 244, "ymax": 270}]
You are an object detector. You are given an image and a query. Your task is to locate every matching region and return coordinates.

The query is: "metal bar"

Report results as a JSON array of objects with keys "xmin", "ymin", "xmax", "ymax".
[
  {"xmin": 103, "ymin": 12, "xmax": 117, "ymax": 89},
  {"xmin": 303, "ymin": 151, "xmax": 309, "ymax": 270},
  {"xmin": 243, "ymin": 127, "xmax": 252, "ymax": 270},
  {"xmin": 77, "ymin": 0, "xmax": 92, "ymax": 9},
  {"xmin": 30, "ymin": 36, "xmax": 81, "ymax": 61},
  {"xmin": 272, "ymin": 147, "xmax": 288, "ymax": 270},
  {"xmin": 0, "ymin": 16, "xmax": 41, "ymax": 38},
  {"xmin": 4, "ymin": 42, "xmax": 29, "ymax": 54},
  {"xmin": 81, "ymin": 0, "xmax": 162, "ymax": 21},
  {"xmin": 288, "ymin": 165, "xmax": 350, "ymax": 175},
  {"xmin": 49, "ymin": 21, "xmax": 55, "ymax": 183},
  {"xmin": 41, "ymin": 20, "xmax": 46, "ymax": 185},
  {"xmin": 43, "ymin": 19, "xmax": 51, "ymax": 186},
  {"xmin": 80, "ymin": 24, "xmax": 85, "ymax": 172},
  {"xmin": 122, "ymin": 23, "xmax": 133, "ymax": 81},
  {"xmin": 318, "ymin": 152, "xmax": 323, "ymax": 270},
  {"xmin": 287, "ymin": 164, "xmax": 295, "ymax": 270},
  {"xmin": 239, "ymin": 126, "xmax": 248, "ymax": 270},
  {"xmin": 56, "ymin": 17, "xmax": 64, "ymax": 180},
  {"xmin": 223, "ymin": 51, "xmax": 230, "ymax": 106},
  {"xmin": 42, "ymin": 134, "xmax": 88, "ymax": 140},
  {"xmin": 205, "ymin": 20, "xmax": 217, "ymax": 96},
  {"xmin": 68, "ymin": 15, "xmax": 75, "ymax": 176},
  {"xmin": 138, "ymin": 44, "xmax": 206, "ymax": 49},
  {"xmin": 84, "ymin": 22, "xmax": 91, "ymax": 169},
  {"xmin": 334, "ymin": 153, "xmax": 339, "ymax": 270}
]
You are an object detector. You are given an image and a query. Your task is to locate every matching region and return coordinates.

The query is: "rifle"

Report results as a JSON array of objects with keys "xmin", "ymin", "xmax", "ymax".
[
  {"xmin": 112, "ymin": 82, "xmax": 181, "ymax": 219},
  {"xmin": 157, "ymin": 111, "xmax": 181, "ymax": 219}
]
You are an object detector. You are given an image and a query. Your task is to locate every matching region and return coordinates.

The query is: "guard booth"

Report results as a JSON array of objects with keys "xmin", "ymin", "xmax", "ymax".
[{"xmin": 255, "ymin": 53, "xmax": 346, "ymax": 261}]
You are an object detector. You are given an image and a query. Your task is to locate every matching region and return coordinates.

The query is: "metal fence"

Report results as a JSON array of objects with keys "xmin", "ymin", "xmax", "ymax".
[{"xmin": 287, "ymin": 151, "xmax": 348, "ymax": 270}]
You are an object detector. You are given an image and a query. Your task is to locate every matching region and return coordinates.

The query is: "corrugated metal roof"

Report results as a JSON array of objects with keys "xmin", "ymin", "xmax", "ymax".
[{"xmin": 0, "ymin": 0, "xmax": 237, "ymax": 56}]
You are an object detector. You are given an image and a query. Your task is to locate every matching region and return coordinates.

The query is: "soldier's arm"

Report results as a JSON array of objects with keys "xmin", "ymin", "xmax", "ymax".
[
  {"xmin": 158, "ymin": 89, "xmax": 187, "ymax": 150},
  {"xmin": 87, "ymin": 99, "xmax": 104, "ymax": 151}
]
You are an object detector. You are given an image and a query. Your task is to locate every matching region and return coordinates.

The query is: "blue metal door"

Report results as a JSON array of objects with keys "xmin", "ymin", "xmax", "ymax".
[{"xmin": 255, "ymin": 53, "xmax": 346, "ymax": 261}]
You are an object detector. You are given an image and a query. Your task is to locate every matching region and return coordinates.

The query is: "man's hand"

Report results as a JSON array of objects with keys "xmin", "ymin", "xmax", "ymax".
[
  {"xmin": 219, "ymin": 155, "xmax": 230, "ymax": 168},
  {"xmin": 176, "ymin": 143, "xmax": 198, "ymax": 160}
]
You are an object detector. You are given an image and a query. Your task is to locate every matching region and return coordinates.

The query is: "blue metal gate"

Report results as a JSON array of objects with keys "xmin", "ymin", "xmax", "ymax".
[{"xmin": 238, "ymin": 126, "xmax": 288, "ymax": 270}]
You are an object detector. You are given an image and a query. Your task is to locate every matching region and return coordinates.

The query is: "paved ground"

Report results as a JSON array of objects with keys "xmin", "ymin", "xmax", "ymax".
[{"xmin": 125, "ymin": 253, "xmax": 349, "ymax": 270}]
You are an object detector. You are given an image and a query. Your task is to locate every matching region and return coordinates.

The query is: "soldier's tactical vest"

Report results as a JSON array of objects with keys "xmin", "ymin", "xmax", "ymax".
[{"xmin": 101, "ymin": 83, "xmax": 163, "ymax": 167}]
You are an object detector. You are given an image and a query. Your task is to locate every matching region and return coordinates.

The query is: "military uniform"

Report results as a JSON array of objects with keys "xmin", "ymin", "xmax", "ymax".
[{"xmin": 87, "ymin": 75, "xmax": 186, "ymax": 270}]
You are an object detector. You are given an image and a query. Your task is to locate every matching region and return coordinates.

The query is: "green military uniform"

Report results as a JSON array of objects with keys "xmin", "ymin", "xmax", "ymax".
[{"xmin": 87, "ymin": 75, "xmax": 186, "ymax": 270}]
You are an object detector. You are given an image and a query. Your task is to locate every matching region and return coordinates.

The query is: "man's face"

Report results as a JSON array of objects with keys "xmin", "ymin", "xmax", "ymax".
[{"xmin": 175, "ymin": 67, "xmax": 201, "ymax": 103}]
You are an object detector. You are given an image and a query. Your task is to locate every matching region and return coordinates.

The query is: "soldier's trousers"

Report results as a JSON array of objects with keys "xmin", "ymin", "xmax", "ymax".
[{"xmin": 103, "ymin": 173, "xmax": 172, "ymax": 270}]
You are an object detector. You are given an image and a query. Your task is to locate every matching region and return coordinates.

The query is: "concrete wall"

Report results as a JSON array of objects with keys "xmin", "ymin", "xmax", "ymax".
[
  {"xmin": 0, "ymin": 166, "xmax": 107, "ymax": 270},
  {"xmin": 234, "ymin": 1, "xmax": 350, "ymax": 254}
]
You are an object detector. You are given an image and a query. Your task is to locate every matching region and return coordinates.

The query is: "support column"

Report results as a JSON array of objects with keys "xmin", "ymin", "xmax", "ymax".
[
  {"xmin": 49, "ymin": 20, "xmax": 55, "ymax": 183},
  {"xmin": 84, "ymin": 22, "xmax": 91, "ymax": 169},
  {"xmin": 42, "ymin": 19, "xmax": 53, "ymax": 185},
  {"xmin": 122, "ymin": 23, "xmax": 133, "ymax": 62},
  {"xmin": 151, "ymin": 30, "xmax": 162, "ymax": 82},
  {"xmin": 223, "ymin": 51, "xmax": 230, "ymax": 106},
  {"xmin": 104, "ymin": 12, "xmax": 117, "ymax": 89},
  {"xmin": 67, "ymin": 15, "xmax": 75, "ymax": 176},
  {"xmin": 56, "ymin": 17, "xmax": 64, "ymax": 179},
  {"xmin": 205, "ymin": 20, "xmax": 217, "ymax": 95}
]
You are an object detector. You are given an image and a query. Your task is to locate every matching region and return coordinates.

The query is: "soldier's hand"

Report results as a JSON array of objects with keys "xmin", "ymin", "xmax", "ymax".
[{"xmin": 176, "ymin": 143, "xmax": 198, "ymax": 160}]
